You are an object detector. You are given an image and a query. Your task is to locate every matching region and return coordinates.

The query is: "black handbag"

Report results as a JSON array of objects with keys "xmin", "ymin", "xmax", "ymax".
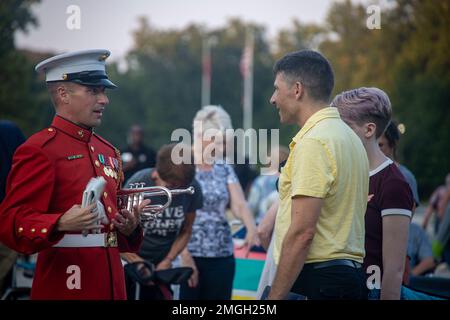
[{"xmin": 124, "ymin": 261, "xmax": 193, "ymax": 286}]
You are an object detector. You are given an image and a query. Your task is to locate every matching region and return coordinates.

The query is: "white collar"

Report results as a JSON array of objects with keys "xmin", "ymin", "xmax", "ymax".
[{"xmin": 369, "ymin": 158, "xmax": 393, "ymax": 177}]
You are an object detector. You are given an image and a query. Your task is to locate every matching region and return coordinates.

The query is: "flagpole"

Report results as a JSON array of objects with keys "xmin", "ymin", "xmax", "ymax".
[
  {"xmin": 201, "ymin": 36, "xmax": 217, "ymax": 107},
  {"xmin": 242, "ymin": 31, "xmax": 254, "ymax": 131}
]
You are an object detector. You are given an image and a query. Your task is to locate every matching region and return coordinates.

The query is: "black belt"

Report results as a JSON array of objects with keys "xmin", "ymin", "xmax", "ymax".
[{"xmin": 308, "ymin": 259, "xmax": 362, "ymax": 270}]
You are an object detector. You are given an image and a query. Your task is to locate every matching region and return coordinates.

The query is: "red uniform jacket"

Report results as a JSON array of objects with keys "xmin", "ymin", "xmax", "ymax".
[{"xmin": 0, "ymin": 115, "xmax": 143, "ymax": 299}]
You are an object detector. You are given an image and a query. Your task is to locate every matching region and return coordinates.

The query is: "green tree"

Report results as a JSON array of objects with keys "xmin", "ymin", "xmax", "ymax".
[
  {"xmin": 98, "ymin": 18, "xmax": 282, "ymax": 156},
  {"xmin": 3, "ymin": 1, "xmax": 448, "ymax": 196},
  {"xmin": 389, "ymin": 0, "xmax": 450, "ymax": 195},
  {"xmin": 319, "ymin": 0, "xmax": 450, "ymax": 196},
  {"xmin": 0, "ymin": 0, "xmax": 51, "ymax": 136}
]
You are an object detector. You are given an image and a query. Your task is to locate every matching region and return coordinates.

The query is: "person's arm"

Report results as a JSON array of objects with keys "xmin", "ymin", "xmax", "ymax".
[
  {"xmin": 422, "ymin": 205, "xmax": 434, "ymax": 229},
  {"xmin": 412, "ymin": 225, "xmax": 436, "ymax": 276},
  {"xmin": 247, "ymin": 178, "xmax": 262, "ymax": 219},
  {"xmin": 120, "ymin": 252, "xmax": 145, "ymax": 263},
  {"xmin": 180, "ymin": 247, "xmax": 199, "ymax": 288},
  {"xmin": 268, "ymin": 138, "xmax": 334, "ymax": 300},
  {"xmin": 268, "ymin": 196, "xmax": 322, "ymax": 299},
  {"xmin": 257, "ymin": 200, "xmax": 279, "ymax": 250},
  {"xmin": 156, "ymin": 212, "xmax": 196, "ymax": 270},
  {"xmin": 411, "ymin": 257, "xmax": 435, "ymax": 276},
  {"xmin": 438, "ymin": 189, "xmax": 450, "ymax": 219},
  {"xmin": 114, "ymin": 199, "xmax": 149, "ymax": 253},
  {"xmin": 422, "ymin": 190, "xmax": 439, "ymax": 229},
  {"xmin": 0, "ymin": 145, "xmax": 66, "ymax": 254},
  {"xmin": 381, "ymin": 215, "xmax": 410, "ymax": 300},
  {"xmin": 228, "ymin": 182, "xmax": 260, "ymax": 248}
]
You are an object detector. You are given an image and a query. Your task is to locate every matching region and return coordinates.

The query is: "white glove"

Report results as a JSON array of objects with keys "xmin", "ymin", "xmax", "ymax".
[
  {"xmin": 90, "ymin": 200, "xmax": 109, "ymax": 234},
  {"xmin": 81, "ymin": 177, "xmax": 107, "ymax": 236}
]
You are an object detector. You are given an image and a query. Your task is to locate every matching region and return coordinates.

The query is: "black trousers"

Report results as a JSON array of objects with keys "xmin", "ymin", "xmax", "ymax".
[
  {"xmin": 291, "ymin": 263, "xmax": 367, "ymax": 300},
  {"xmin": 179, "ymin": 255, "xmax": 235, "ymax": 300}
]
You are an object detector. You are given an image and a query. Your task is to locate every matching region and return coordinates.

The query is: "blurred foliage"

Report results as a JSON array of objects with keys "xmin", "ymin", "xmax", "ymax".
[
  {"xmin": 0, "ymin": 0, "xmax": 449, "ymax": 197},
  {"xmin": 0, "ymin": 0, "xmax": 53, "ymax": 135},
  {"xmin": 320, "ymin": 0, "xmax": 450, "ymax": 198}
]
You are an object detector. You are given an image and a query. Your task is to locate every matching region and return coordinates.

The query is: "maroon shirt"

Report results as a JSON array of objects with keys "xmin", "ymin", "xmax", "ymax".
[{"xmin": 363, "ymin": 159, "xmax": 413, "ymax": 277}]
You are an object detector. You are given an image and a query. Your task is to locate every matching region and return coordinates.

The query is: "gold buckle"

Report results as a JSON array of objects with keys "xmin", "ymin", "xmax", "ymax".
[{"xmin": 105, "ymin": 231, "xmax": 118, "ymax": 247}]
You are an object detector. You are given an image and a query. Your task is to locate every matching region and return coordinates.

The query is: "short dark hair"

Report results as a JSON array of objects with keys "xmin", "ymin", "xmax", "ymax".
[
  {"xmin": 383, "ymin": 120, "xmax": 400, "ymax": 149},
  {"xmin": 273, "ymin": 50, "xmax": 334, "ymax": 103},
  {"xmin": 46, "ymin": 81, "xmax": 72, "ymax": 108},
  {"xmin": 156, "ymin": 143, "xmax": 195, "ymax": 187}
]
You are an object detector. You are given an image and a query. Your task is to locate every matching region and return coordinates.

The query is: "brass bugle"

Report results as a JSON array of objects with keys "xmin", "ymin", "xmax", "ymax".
[{"xmin": 117, "ymin": 183, "xmax": 195, "ymax": 220}]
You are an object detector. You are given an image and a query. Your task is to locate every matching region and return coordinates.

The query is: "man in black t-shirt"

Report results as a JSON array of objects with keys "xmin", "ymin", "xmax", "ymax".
[
  {"xmin": 121, "ymin": 144, "xmax": 203, "ymax": 300},
  {"xmin": 121, "ymin": 125, "xmax": 157, "ymax": 181}
]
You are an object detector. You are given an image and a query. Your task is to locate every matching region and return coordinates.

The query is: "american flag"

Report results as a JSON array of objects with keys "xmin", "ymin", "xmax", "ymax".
[
  {"xmin": 241, "ymin": 31, "xmax": 254, "ymax": 132},
  {"xmin": 202, "ymin": 50, "xmax": 211, "ymax": 83}
]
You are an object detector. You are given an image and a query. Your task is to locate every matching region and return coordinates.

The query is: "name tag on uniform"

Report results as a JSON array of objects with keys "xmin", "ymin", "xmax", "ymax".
[{"xmin": 67, "ymin": 154, "xmax": 83, "ymax": 160}]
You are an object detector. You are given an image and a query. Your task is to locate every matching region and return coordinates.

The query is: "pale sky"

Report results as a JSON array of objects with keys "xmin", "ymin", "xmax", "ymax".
[{"xmin": 16, "ymin": 0, "xmax": 338, "ymax": 60}]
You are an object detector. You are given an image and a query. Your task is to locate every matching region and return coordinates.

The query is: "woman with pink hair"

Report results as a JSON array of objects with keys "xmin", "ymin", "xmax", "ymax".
[{"xmin": 332, "ymin": 87, "xmax": 414, "ymax": 299}]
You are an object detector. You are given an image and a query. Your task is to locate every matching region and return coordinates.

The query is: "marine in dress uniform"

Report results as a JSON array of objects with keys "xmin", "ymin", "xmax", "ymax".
[{"xmin": 0, "ymin": 50, "xmax": 144, "ymax": 299}]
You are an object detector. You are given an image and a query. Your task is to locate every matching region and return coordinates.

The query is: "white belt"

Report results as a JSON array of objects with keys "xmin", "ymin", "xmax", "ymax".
[{"xmin": 53, "ymin": 232, "xmax": 118, "ymax": 248}]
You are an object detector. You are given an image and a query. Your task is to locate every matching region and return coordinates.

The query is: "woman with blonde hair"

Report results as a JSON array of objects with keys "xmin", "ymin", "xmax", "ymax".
[{"xmin": 180, "ymin": 105, "xmax": 260, "ymax": 300}]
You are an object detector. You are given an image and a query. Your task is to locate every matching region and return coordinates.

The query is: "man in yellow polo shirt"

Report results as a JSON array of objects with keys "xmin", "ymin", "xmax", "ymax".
[{"xmin": 267, "ymin": 50, "xmax": 369, "ymax": 300}]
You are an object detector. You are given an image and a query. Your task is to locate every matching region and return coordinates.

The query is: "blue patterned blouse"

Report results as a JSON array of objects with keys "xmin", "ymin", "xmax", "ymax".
[{"xmin": 187, "ymin": 163, "xmax": 238, "ymax": 257}]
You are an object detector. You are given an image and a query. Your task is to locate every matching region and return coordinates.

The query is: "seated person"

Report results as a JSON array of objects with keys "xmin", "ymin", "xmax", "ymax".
[
  {"xmin": 422, "ymin": 174, "xmax": 450, "ymax": 232},
  {"xmin": 121, "ymin": 143, "xmax": 203, "ymax": 300},
  {"xmin": 407, "ymin": 222, "xmax": 436, "ymax": 276},
  {"xmin": 433, "ymin": 200, "xmax": 450, "ymax": 265}
]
